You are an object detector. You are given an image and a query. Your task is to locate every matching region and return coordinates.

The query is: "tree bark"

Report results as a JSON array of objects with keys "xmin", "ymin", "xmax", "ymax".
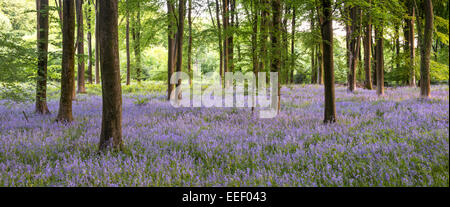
[
  {"xmin": 132, "ymin": 3, "xmax": 142, "ymax": 83},
  {"xmin": 310, "ymin": 10, "xmax": 317, "ymax": 84},
  {"xmin": 290, "ymin": 7, "xmax": 296, "ymax": 84},
  {"xmin": 348, "ymin": 6, "xmax": 362, "ymax": 92},
  {"xmin": 259, "ymin": 0, "xmax": 269, "ymax": 76},
  {"xmin": 417, "ymin": 0, "xmax": 433, "ymax": 98},
  {"xmin": 375, "ymin": 26, "xmax": 384, "ymax": 96},
  {"xmin": 317, "ymin": 7, "xmax": 324, "ymax": 85},
  {"xmin": 98, "ymin": 0, "xmax": 123, "ymax": 151},
  {"xmin": 228, "ymin": 0, "xmax": 235, "ymax": 73},
  {"xmin": 87, "ymin": 0, "xmax": 93, "ymax": 84},
  {"xmin": 321, "ymin": 0, "xmax": 336, "ymax": 123},
  {"xmin": 176, "ymin": 0, "xmax": 186, "ymax": 93},
  {"xmin": 363, "ymin": 3, "xmax": 372, "ymax": 90},
  {"xmin": 76, "ymin": 0, "xmax": 86, "ymax": 93},
  {"xmin": 56, "ymin": 0, "xmax": 75, "ymax": 122},
  {"xmin": 36, "ymin": 0, "xmax": 50, "ymax": 114},
  {"xmin": 167, "ymin": 0, "xmax": 176, "ymax": 100},
  {"xmin": 215, "ymin": 0, "xmax": 224, "ymax": 81},
  {"xmin": 95, "ymin": 0, "xmax": 100, "ymax": 84},
  {"xmin": 408, "ymin": 5, "xmax": 416, "ymax": 87},
  {"xmin": 126, "ymin": 0, "xmax": 131, "ymax": 85},
  {"xmin": 222, "ymin": 0, "xmax": 229, "ymax": 75},
  {"xmin": 188, "ymin": 0, "xmax": 193, "ymax": 85},
  {"xmin": 271, "ymin": 0, "xmax": 281, "ymax": 113}
]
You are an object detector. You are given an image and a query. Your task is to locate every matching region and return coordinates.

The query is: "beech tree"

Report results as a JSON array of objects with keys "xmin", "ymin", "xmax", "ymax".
[
  {"xmin": 375, "ymin": 25, "xmax": 384, "ymax": 96},
  {"xmin": 35, "ymin": 0, "xmax": 50, "ymax": 114},
  {"xmin": 132, "ymin": 1, "xmax": 142, "ymax": 83},
  {"xmin": 271, "ymin": 0, "xmax": 281, "ymax": 113},
  {"xmin": 363, "ymin": 0, "xmax": 373, "ymax": 90},
  {"xmin": 87, "ymin": 0, "xmax": 93, "ymax": 84},
  {"xmin": 56, "ymin": 0, "xmax": 75, "ymax": 122},
  {"xmin": 98, "ymin": 0, "xmax": 123, "ymax": 151},
  {"xmin": 167, "ymin": 0, "xmax": 176, "ymax": 100},
  {"xmin": 321, "ymin": 0, "xmax": 336, "ymax": 123},
  {"xmin": 76, "ymin": 0, "xmax": 86, "ymax": 93},
  {"xmin": 126, "ymin": 0, "xmax": 131, "ymax": 85},
  {"xmin": 416, "ymin": 0, "xmax": 433, "ymax": 98}
]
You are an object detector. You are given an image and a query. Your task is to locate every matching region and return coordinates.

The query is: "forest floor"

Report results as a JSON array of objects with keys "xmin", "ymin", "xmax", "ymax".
[{"xmin": 0, "ymin": 84, "xmax": 448, "ymax": 186}]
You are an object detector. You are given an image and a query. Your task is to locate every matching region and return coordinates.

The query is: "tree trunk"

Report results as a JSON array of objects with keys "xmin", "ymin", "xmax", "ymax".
[
  {"xmin": 271, "ymin": 0, "xmax": 281, "ymax": 113},
  {"xmin": 188, "ymin": 0, "xmax": 193, "ymax": 85},
  {"xmin": 215, "ymin": 0, "xmax": 223, "ymax": 81},
  {"xmin": 417, "ymin": 0, "xmax": 433, "ymax": 98},
  {"xmin": 409, "ymin": 4, "xmax": 416, "ymax": 87},
  {"xmin": 228, "ymin": 0, "xmax": 235, "ymax": 73},
  {"xmin": 363, "ymin": 2, "xmax": 372, "ymax": 90},
  {"xmin": 395, "ymin": 25, "xmax": 400, "ymax": 71},
  {"xmin": 317, "ymin": 7, "xmax": 324, "ymax": 85},
  {"xmin": 126, "ymin": 0, "xmax": 131, "ymax": 85},
  {"xmin": 375, "ymin": 26, "xmax": 384, "ymax": 96},
  {"xmin": 76, "ymin": 0, "xmax": 86, "ymax": 93},
  {"xmin": 95, "ymin": 0, "xmax": 100, "ymax": 84},
  {"xmin": 87, "ymin": 0, "xmax": 93, "ymax": 84},
  {"xmin": 167, "ymin": 1, "xmax": 176, "ymax": 100},
  {"xmin": 321, "ymin": 0, "xmax": 336, "ymax": 123},
  {"xmin": 98, "ymin": 0, "xmax": 123, "ymax": 151},
  {"xmin": 132, "ymin": 4, "xmax": 142, "ymax": 83},
  {"xmin": 259, "ymin": 0, "xmax": 269, "ymax": 76},
  {"xmin": 222, "ymin": 0, "xmax": 229, "ymax": 75},
  {"xmin": 56, "ymin": 0, "xmax": 75, "ymax": 122},
  {"xmin": 250, "ymin": 0, "xmax": 258, "ymax": 78},
  {"xmin": 36, "ymin": 0, "xmax": 50, "ymax": 114},
  {"xmin": 281, "ymin": 4, "xmax": 289, "ymax": 84},
  {"xmin": 348, "ymin": 6, "xmax": 362, "ymax": 92},
  {"xmin": 175, "ymin": 0, "xmax": 186, "ymax": 98},
  {"xmin": 290, "ymin": 7, "xmax": 296, "ymax": 84},
  {"xmin": 310, "ymin": 10, "xmax": 317, "ymax": 84}
]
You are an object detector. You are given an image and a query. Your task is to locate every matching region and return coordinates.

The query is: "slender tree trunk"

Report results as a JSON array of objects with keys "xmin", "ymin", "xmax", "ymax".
[
  {"xmin": 222, "ymin": 0, "xmax": 229, "ymax": 75},
  {"xmin": 290, "ymin": 7, "xmax": 296, "ymax": 84},
  {"xmin": 87, "ymin": 0, "xmax": 93, "ymax": 84},
  {"xmin": 395, "ymin": 25, "xmax": 400, "ymax": 71},
  {"xmin": 36, "ymin": 0, "xmax": 50, "ymax": 114},
  {"xmin": 126, "ymin": 0, "xmax": 131, "ymax": 85},
  {"xmin": 56, "ymin": 0, "xmax": 75, "ymax": 122},
  {"xmin": 375, "ymin": 26, "xmax": 384, "ymax": 96},
  {"xmin": 76, "ymin": 0, "xmax": 86, "ymax": 93},
  {"xmin": 132, "ymin": 4, "xmax": 142, "ymax": 83},
  {"xmin": 317, "ymin": 44, "xmax": 324, "ymax": 84},
  {"xmin": 55, "ymin": 0, "xmax": 63, "ymax": 31},
  {"xmin": 176, "ymin": 0, "xmax": 186, "ymax": 98},
  {"xmin": 215, "ymin": 0, "xmax": 224, "ymax": 81},
  {"xmin": 95, "ymin": 0, "xmax": 100, "ymax": 84},
  {"xmin": 310, "ymin": 11, "xmax": 317, "ymax": 84},
  {"xmin": 348, "ymin": 6, "xmax": 362, "ymax": 92},
  {"xmin": 281, "ymin": 4, "xmax": 289, "ymax": 84},
  {"xmin": 250, "ymin": 0, "xmax": 258, "ymax": 78},
  {"xmin": 317, "ymin": 7, "xmax": 324, "ymax": 85},
  {"xmin": 372, "ymin": 31, "xmax": 377, "ymax": 86},
  {"xmin": 188, "ymin": 0, "xmax": 193, "ymax": 85},
  {"xmin": 228, "ymin": 0, "xmax": 235, "ymax": 73},
  {"xmin": 321, "ymin": 0, "xmax": 336, "ymax": 123},
  {"xmin": 417, "ymin": 0, "xmax": 433, "ymax": 98},
  {"xmin": 363, "ymin": 1, "xmax": 372, "ymax": 90},
  {"xmin": 259, "ymin": 0, "xmax": 268, "ymax": 76},
  {"xmin": 409, "ymin": 4, "xmax": 416, "ymax": 87},
  {"xmin": 167, "ymin": 0, "xmax": 176, "ymax": 100},
  {"xmin": 271, "ymin": 0, "xmax": 281, "ymax": 113},
  {"xmin": 98, "ymin": 0, "xmax": 123, "ymax": 151}
]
